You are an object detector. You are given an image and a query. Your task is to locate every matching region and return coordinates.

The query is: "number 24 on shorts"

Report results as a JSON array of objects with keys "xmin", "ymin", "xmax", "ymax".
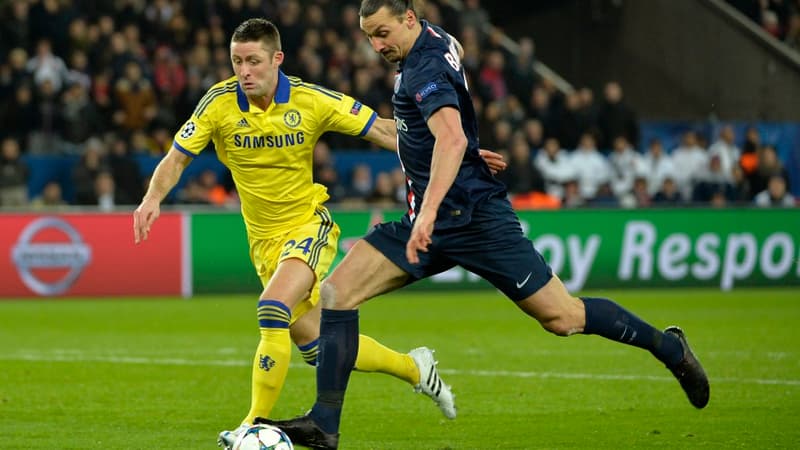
[{"xmin": 281, "ymin": 237, "xmax": 314, "ymax": 256}]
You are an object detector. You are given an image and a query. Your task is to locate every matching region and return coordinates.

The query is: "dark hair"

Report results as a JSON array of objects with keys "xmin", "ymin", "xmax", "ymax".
[
  {"xmin": 359, "ymin": 0, "xmax": 416, "ymax": 18},
  {"xmin": 231, "ymin": 18, "xmax": 281, "ymax": 53}
]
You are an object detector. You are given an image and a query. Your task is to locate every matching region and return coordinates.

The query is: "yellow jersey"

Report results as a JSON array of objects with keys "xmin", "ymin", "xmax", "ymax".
[{"xmin": 173, "ymin": 71, "xmax": 377, "ymax": 239}]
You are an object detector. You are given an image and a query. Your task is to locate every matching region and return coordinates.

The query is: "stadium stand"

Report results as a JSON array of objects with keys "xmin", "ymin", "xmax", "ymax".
[{"xmin": 0, "ymin": 0, "xmax": 797, "ymax": 209}]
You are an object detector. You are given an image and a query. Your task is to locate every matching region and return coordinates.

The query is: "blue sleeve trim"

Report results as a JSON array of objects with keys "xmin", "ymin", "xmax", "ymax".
[
  {"xmin": 358, "ymin": 111, "xmax": 378, "ymax": 137},
  {"xmin": 173, "ymin": 142, "xmax": 197, "ymax": 158}
]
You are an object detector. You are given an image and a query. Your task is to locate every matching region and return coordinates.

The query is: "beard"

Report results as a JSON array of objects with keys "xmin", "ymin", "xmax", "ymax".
[{"xmin": 380, "ymin": 49, "xmax": 400, "ymax": 63}]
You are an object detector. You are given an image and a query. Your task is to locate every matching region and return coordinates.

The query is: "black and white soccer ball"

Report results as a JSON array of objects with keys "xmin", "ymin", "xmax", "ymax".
[{"xmin": 232, "ymin": 424, "xmax": 293, "ymax": 450}]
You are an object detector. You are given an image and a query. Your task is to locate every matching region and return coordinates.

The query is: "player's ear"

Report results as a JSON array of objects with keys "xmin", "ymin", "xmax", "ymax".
[
  {"xmin": 273, "ymin": 50, "xmax": 284, "ymax": 66},
  {"xmin": 405, "ymin": 9, "xmax": 416, "ymax": 28}
]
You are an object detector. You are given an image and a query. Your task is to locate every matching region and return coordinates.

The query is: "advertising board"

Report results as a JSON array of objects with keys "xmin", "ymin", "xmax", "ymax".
[{"xmin": 0, "ymin": 213, "xmax": 187, "ymax": 298}]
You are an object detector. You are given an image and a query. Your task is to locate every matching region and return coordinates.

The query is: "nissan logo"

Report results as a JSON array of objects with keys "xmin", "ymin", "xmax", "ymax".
[{"xmin": 11, "ymin": 217, "xmax": 92, "ymax": 296}]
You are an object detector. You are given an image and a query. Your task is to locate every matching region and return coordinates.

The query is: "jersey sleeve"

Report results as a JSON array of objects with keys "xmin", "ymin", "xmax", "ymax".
[
  {"xmin": 404, "ymin": 54, "xmax": 461, "ymax": 122},
  {"xmin": 172, "ymin": 106, "xmax": 215, "ymax": 157},
  {"xmin": 315, "ymin": 89, "xmax": 378, "ymax": 137}
]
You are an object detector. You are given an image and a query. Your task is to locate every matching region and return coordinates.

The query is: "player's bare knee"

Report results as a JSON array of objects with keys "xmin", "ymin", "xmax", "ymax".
[{"xmin": 319, "ymin": 279, "xmax": 339, "ymax": 309}]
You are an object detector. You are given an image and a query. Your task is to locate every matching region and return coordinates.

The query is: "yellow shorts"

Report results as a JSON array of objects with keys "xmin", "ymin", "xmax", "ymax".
[{"xmin": 248, "ymin": 206, "xmax": 340, "ymax": 324}]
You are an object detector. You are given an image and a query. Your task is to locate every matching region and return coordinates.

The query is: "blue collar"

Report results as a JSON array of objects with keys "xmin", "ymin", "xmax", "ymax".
[
  {"xmin": 236, "ymin": 82, "xmax": 249, "ymax": 112},
  {"xmin": 236, "ymin": 70, "xmax": 291, "ymax": 112},
  {"xmin": 274, "ymin": 70, "xmax": 290, "ymax": 104}
]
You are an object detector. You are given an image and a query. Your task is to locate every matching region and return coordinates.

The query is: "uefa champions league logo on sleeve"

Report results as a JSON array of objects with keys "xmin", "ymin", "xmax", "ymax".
[
  {"xmin": 11, "ymin": 217, "xmax": 92, "ymax": 296},
  {"xmin": 180, "ymin": 121, "xmax": 196, "ymax": 139}
]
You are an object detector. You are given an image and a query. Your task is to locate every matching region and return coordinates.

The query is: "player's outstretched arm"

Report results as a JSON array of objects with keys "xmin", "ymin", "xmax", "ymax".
[
  {"xmin": 363, "ymin": 117, "xmax": 398, "ymax": 151},
  {"xmin": 365, "ymin": 116, "xmax": 506, "ymax": 173},
  {"xmin": 133, "ymin": 147, "xmax": 192, "ymax": 244}
]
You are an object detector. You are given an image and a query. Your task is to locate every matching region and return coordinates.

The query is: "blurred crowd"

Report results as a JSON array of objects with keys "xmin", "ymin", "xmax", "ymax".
[
  {"xmin": 0, "ymin": 0, "xmax": 796, "ymax": 211},
  {"xmin": 727, "ymin": 0, "xmax": 800, "ymax": 50}
]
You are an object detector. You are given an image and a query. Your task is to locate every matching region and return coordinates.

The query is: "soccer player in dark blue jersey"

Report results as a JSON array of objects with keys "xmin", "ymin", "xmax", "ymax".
[{"xmin": 262, "ymin": 1, "xmax": 709, "ymax": 448}]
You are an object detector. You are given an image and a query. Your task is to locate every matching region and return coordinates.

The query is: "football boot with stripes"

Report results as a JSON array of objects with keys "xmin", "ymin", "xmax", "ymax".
[{"xmin": 409, "ymin": 346, "xmax": 456, "ymax": 419}]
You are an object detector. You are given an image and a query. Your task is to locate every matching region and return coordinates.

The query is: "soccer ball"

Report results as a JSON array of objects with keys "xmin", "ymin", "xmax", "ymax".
[{"xmin": 232, "ymin": 424, "xmax": 293, "ymax": 450}]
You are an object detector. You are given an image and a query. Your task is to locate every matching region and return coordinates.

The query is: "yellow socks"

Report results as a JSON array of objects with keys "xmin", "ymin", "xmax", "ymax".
[
  {"xmin": 242, "ymin": 299, "xmax": 420, "ymax": 424},
  {"xmin": 355, "ymin": 334, "xmax": 419, "ymax": 385},
  {"xmin": 295, "ymin": 334, "xmax": 419, "ymax": 385},
  {"xmin": 244, "ymin": 300, "xmax": 292, "ymax": 423}
]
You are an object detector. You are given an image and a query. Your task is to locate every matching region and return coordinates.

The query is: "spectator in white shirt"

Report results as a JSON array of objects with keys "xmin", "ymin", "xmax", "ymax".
[
  {"xmin": 637, "ymin": 138, "xmax": 676, "ymax": 196},
  {"xmin": 534, "ymin": 137, "xmax": 574, "ymax": 199},
  {"xmin": 570, "ymin": 132, "xmax": 612, "ymax": 200},
  {"xmin": 608, "ymin": 135, "xmax": 642, "ymax": 198},
  {"xmin": 754, "ymin": 175, "xmax": 796, "ymax": 207},
  {"xmin": 25, "ymin": 39, "xmax": 68, "ymax": 92},
  {"xmin": 707, "ymin": 125, "xmax": 741, "ymax": 183},
  {"xmin": 671, "ymin": 131, "xmax": 709, "ymax": 200}
]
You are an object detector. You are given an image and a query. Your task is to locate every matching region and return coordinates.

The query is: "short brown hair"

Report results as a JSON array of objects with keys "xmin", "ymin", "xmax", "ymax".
[{"xmin": 231, "ymin": 18, "xmax": 281, "ymax": 53}]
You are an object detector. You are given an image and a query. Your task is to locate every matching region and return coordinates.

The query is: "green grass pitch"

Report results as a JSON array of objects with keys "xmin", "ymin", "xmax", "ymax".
[{"xmin": 1, "ymin": 288, "xmax": 798, "ymax": 449}]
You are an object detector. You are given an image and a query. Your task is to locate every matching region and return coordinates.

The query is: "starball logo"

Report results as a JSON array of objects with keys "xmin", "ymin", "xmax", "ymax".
[{"xmin": 11, "ymin": 217, "xmax": 92, "ymax": 295}]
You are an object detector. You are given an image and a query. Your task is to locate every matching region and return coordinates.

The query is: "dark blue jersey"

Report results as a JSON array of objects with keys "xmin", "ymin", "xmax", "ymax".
[{"xmin": 393, "ymin": 21, "xmax": 506, "ymax": 229}]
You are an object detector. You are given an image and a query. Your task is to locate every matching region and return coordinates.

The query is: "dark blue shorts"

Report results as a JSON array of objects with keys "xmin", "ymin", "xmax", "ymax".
[{"xmin": 364, "ymin": 194, "xmax": 553, "ymax": 301}]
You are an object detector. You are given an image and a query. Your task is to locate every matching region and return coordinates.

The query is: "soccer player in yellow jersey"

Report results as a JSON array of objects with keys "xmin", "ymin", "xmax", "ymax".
[{"xmin": 133, "ymin": 18, "xmax": 504, "ymax": 449}]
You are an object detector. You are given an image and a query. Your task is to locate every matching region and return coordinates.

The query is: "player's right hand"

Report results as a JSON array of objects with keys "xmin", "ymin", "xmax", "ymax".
[
  {"xmin": 479, "ymin": 149, "xmax": 507, "ymax": 174},
  {"xmin": 133, "ymin": 199, "xmax": 160, "ymax": 244},
  {"xmin": 406, "ymin": 210, "xmax": 435, "ymax": 264}
]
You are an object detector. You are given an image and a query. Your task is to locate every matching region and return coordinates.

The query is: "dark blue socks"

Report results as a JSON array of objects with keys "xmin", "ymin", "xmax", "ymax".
[
  {"xmin": 581, "ymin": 297, "xmax": 683, "ymax": 366},
  {"xmin": 309, "ymin": 309, "xmax": 359, "ymax": 434}
]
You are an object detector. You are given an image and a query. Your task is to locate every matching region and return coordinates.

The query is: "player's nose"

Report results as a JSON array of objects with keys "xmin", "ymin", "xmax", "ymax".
[{"xmin": 370, "ymin": 38, "xmax": 385, "ymax": 53}]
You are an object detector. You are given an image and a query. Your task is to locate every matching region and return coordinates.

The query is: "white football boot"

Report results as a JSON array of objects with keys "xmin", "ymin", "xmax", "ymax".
[
  {"xmin": 409, "ymin": 346, "xmax": 456, "ymax": 419},
  {"xmin": 217, "ymin": 422, "xmax": 250, "ymax": 450}
]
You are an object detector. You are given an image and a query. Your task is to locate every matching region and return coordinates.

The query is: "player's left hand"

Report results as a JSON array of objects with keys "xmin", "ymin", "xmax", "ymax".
[
  {"xmin": 406, "ymin": 211, "xmax": 436, "ymax": 264},
  {"xmin": 479, "ymin": 149, "xmax": 507, "ymax": 174}
]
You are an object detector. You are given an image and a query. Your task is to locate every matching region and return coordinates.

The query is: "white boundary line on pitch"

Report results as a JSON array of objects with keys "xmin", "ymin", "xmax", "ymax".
[{"xmin": 2, "ymin": 351, "xmax": 799, "ymax": 386}]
